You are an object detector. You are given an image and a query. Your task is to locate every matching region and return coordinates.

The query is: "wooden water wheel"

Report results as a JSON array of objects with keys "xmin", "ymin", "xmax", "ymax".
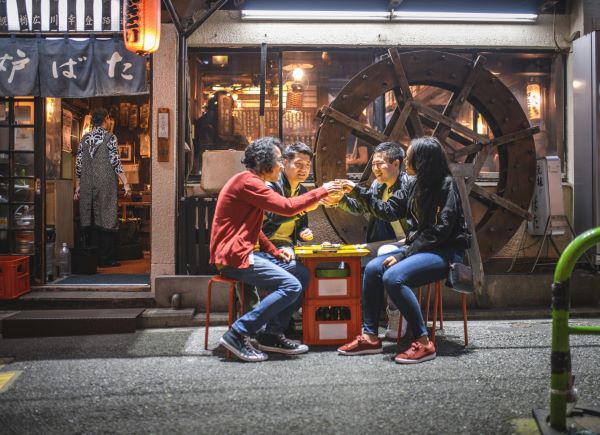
[{"xmin": 315, "ymin": 49, "xmax": 538, "ymax": 263}]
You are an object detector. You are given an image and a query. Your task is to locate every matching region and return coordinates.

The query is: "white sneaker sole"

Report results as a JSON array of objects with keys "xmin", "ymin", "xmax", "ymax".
[
  {"xmin": 394, "ymin": 352, "xmax": 436, "ymax": 364},
  {"xmin": 337, "ymin": 347, "xmax": 383, "ymax": 356},
  {"xmin": 257, "ymin": 343, "xmax": 309, "ymax": 355},
  {"xmin": 219, "ymin": 337, "xmax": 268, "ymax": 362}
]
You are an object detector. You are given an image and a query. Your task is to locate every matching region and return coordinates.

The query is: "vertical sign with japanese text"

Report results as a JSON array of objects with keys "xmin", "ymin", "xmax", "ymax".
[
  {"xmin": 49, "ymin": 0, "xmax": 59, "ymax": 31},
  {"xmin": 32, "ymin": 0, "xmax": 42, "ymax": 31},
  {"xmin": 0, "ymin": 39, "xmax": 39, "ymax": 96},
  {"xmin": 0, "ymin": 0, "xmax": 7, "ymax": 32},
  {"xmin": 84, "ymin": 0, "xmax": 94, "ymax": 31},
  {"xmin": 102, "ymin": 0, "xmax": 112, "ymax": 31},
  {"xmin": 67, "ymin": 0, "xmax": 77, "ymax": 31},
  {"xmin": 15, "ymin": 0, "xmax": 29, "ymax": 31}
]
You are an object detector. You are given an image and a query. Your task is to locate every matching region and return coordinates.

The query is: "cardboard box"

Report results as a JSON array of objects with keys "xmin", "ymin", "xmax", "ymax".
[{"xmin": 200, "ymin": 150, "xmax": 246, "ymax": 193}]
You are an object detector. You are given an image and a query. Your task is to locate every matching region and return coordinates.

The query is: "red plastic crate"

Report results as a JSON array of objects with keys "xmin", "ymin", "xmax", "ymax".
[
  {"xmin": 0, "ymin": 256, "xmax": 30, "ymax": 300},
  {"xmin": 301, "ymin": 256, "xmax": 362, "ymax": 300},
  {"xmin": 302, "ymin": 297, "xmax": 361, "ymax": 346}
]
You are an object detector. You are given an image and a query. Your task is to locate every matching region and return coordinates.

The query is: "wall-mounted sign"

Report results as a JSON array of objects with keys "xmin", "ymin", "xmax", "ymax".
[
  {"xmin": 0, "ymin": 0, "xmax": 121, "ymax": 32},
  {"xmin": 0, "ymin": 38, "xmax": 148, "ymax": 97},
  {"xmin": 157, "ymin": 108, "xmax": 170, "ymax": 162}
]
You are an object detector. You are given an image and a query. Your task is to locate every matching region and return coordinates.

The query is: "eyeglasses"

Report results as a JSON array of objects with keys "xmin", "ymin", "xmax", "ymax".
[{"xmin": 293, "ymin": 161, "xmax": 311, "ymax": 170}]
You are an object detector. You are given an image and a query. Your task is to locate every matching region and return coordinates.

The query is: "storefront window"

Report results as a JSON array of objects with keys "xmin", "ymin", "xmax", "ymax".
[
  {"xmin": 0, "ymin": 97, "xmax": 37, "ymax": 255},
  {"xmin": 188, "ymin": 48, "xmax": 563, "ymax": 184},
  {"xmin": 189, "ymin": 51, "xmax": 280, "ymax": 178}
]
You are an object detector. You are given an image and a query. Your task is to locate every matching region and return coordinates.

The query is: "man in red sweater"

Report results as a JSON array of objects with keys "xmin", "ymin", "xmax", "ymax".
[{"xmin": 211, "ymin": 137, "xmax": 341, "ymax": 362}]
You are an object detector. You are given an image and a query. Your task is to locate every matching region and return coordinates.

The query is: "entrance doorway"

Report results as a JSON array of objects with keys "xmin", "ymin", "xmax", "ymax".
[{"xmin": 45, "ymin": 96, "xmax": 151, "ymax": 286}]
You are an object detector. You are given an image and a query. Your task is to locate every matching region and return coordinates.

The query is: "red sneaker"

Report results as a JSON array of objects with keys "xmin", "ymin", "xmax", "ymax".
[
  {"xmin": 337, "ymin": 335, "xmax": 383, "ymax": 356},
  {"xmin": 394, "ymin": 340, "xmax": 436, "ymax": 364}
]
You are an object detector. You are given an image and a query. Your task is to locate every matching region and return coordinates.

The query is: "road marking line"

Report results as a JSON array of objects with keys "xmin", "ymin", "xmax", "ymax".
[{"xmin": 0, "ymin": 371, "xmax": 22, "ymax": 393}]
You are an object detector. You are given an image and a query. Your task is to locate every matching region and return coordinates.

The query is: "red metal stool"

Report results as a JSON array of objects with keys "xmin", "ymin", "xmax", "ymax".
[
  {"xmin": 204, "ymin": 275, "xmax": 245, "ymax": 355},
  {"xmin": 397, "ymin": 281, "xmax": 469, "ymax": 346}
]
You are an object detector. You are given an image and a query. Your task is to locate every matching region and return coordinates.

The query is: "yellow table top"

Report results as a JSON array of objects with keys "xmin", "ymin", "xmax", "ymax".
[{"xmin": 294, "ymin": 244, "xmax": 371, "ymax": 258}]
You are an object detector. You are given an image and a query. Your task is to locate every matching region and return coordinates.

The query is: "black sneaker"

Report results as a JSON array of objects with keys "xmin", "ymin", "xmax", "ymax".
[
  {"xmin": 256, "ymin": 332, "xmax": 309, "ymax": 355},
  {"xmin": 219, "ymin": 328, "xmax": 268, "ymax": 362}
]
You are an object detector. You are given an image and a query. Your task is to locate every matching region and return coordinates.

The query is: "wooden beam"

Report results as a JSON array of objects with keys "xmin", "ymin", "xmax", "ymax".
[
  {"xmin": 321, "ymin": 105, "xmax": 387, "ymax": 145},
  {"xmin": 467, "ymin": 146, "xmax": 494, "ymax": 190},
  {"xmin": 412, "ymin": 100, "xmax": 488, "ymax": 144},
  {"xmin": 434, "ymin": 56, "xmax": 485, "ymax": 141},
  {"xmin": 471, "ymin": 184, "xmax": 532, "ymax": 221},
  {"xmin": 455, "ymin": 178, "xmax": 485, "ymax": 293},
  {"xmin": 453, "ymin": 126, "xmax": 540, "ymax": 159},
  {"xmin": 388, "ymin": 48, "xmax": 424, "ymax": 137},
  {"xmin": 386, "ymin": 102, "xmax": 413, "ymax": 144}
]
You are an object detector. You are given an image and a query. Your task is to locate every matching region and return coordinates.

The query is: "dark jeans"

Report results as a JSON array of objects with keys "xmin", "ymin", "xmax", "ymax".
[
  {"xmin": 220, "ymin": 252, "xmax": 309, "ymax": 336},
  {"xmin": 362, "ymin": 246, "xmax": 463, "ymax": 339}
]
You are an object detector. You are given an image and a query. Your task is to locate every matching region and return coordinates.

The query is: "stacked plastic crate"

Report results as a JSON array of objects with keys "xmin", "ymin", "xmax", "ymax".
[{"xmin": 300, "ymin": 255, "xmax": 362, "ymax": 346}]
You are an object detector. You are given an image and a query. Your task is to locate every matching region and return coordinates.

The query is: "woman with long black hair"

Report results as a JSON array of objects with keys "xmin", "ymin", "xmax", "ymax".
[{"xmin": 337, "ymin": 136, "xmax": 471, "ymax": 363}]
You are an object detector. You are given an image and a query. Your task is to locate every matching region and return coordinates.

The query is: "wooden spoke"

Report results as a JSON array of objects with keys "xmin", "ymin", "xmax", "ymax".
[
  {"xmin": 434, "ymin": 56, "xmax": 485, "ymax": 141},
  {"xmin": 383, "ymin": 107, "xmax": 400, "ymax": 136},
  {"xmin": 421, "ymin": 117, "xmax": 469, "ymax": 149},
  {"xmin": 386, "ymin": 102, "xmax": 413, "ymax": 145},
  {"xmin": 412, "ymin": 101, "xmax": 488, "ymax": 144},
  {"xmin": 453, "ymin": 126, "xmax": 540, "ymax": 159},
  {"xmin": 320, "ymin": 105, "xmax": 387, "ymax": 146},
  {"xmin": 467, "ymin": 146, "xmax": 494, "ymax": 190},
  {"xmin": 388, "ymin": 48, "xmax": 424, "ymax": 136},
  {"xmin": 470, "ymin": 184, "xmax": 532, "ymax": 221}
]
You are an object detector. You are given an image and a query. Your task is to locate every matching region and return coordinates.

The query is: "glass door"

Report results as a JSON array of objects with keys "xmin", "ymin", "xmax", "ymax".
[{"xmin": 0, "ymin": 97, "xmax": 42, "ymax": 283}]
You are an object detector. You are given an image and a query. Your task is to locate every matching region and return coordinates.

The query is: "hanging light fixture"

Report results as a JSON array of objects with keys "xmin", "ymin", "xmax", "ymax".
[
  {"xmin": 526, "ymin": 82, "xmax": 541, "ymax": 120},
  {"xmin": 123, "ymin": 0, "xmax": 161, "ymax": 55},
  {"xmin": 283, "ymin": 63, "xmax": 312, "ymax": 112}
]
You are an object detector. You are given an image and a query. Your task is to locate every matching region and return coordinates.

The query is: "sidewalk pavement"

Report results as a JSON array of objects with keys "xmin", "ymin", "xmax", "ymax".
[{"xmin": 0, "ymin": 320, "xmax": 598, "ymax": 433}]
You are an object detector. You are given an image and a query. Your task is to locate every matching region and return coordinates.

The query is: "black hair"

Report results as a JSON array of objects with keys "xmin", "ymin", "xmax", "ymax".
[
  {"xmin": 374, "ymin": 141, "xmax": 405, "ymax": 163},
  {"xmin": 408, "ymin": 136, "xmax": 451, "ymax": 201},
  {"xmin": 283, "ymin": 142, "xmax": 313, "ymax": 160},
  {"xmin": 91, "ymin": 108, "xmax": 108, "ymax": 126},
  {"xmin": 242, "ymin": 136, "xmax": 282, "ymax": 174}
]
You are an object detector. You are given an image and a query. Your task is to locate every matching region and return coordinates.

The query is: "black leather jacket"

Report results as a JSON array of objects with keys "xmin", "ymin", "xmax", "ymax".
[
  {"xmin": 348, "ymin": 175, "xmax": 471, "ymax": 258},
  {"xmin": 262, "ymin": 173, "xmax": 309, "ymax": 245},
  {"xmin": 338, "ymin": 173, "xmax": 410, "ymax": 243}
]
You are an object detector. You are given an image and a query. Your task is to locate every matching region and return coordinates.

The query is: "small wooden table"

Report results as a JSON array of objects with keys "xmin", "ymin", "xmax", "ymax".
[{"xmin": 294, "ymin": 244, "xmax": 370, "ymax": 345}]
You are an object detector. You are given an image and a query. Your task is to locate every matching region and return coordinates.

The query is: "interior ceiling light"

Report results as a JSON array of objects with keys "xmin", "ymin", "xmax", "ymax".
[
  {"xmin": 241, "ymin": 10, "xmax": 392, "ymax": 21},
  {"xmin": 391, "ymin": 11, "xmax": 538, "ymax": 23},
  {"xmin": 240, "ymin": 10, "xmax": 537, "ymax": 23}
]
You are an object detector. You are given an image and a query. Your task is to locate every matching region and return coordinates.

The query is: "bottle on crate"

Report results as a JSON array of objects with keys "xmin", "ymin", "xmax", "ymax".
[
  {"xmin": 58, "ymin": 242, "xmax": 71, "ymax": 278},
  {"xmin": 341, "ymin": 307, "xmax": 351, "ymax": 320},
  {"xmin": 315, "ymin": 307, "xmax": 325, "ymax": 321}
]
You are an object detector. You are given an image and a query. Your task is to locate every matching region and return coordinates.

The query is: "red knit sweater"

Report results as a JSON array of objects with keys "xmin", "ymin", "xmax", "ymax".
[{"xmin": 210, "ymin": 171, "xmax": 328, "ymax": 268}]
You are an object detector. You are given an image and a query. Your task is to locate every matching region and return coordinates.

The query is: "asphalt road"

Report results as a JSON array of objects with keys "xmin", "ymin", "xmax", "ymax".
[{"xmin": 0, "ymin": 320, "xmax": 599, "ymax": 434}]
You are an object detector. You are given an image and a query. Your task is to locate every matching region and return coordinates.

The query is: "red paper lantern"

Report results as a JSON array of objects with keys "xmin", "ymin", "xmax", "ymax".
[{"xmin": 123, "ymin": 0, "xmax": 161, "ymax": 55}]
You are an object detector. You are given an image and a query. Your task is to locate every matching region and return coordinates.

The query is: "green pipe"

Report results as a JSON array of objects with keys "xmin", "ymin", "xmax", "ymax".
[
  {"xmin": 568, "ymin": 325, "xmax": 600, "ymax": 335},
  {"xmin": 553, "ymin": 228, "xmax": 600, "ymax": 283},
  {"xmin": 550, "ymin": 227, "xmax": 600, "ymax": 431}
]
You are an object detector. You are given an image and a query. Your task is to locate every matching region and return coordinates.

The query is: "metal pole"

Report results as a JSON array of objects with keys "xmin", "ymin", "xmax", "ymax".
[
  {"xmin": 162, "ymin": 0, "xmax": 184, "ymax": 35},
  {"xmin": 259, "ymin": 42, "xmax": 267, "ymax": 137},
  {"xmin": 278, "ymin": 51, "xmax": 284, "ymax": 141},
  {"xmin": 550, "ymin": 227, "xmax": 600, "ymax": 430},
  {"xmin": 183, "ymin": 0, "xmax": 228, "ymax": 39}
]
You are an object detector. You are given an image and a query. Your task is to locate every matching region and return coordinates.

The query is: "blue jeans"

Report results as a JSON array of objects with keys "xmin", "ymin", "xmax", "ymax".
[
  {"xmin": 362, "ymin": 246, "xmax": 463, "ymax": 339},
  {"xmin": 220, "ymin": 252, "xmax": 309, "ymax": 336}
]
